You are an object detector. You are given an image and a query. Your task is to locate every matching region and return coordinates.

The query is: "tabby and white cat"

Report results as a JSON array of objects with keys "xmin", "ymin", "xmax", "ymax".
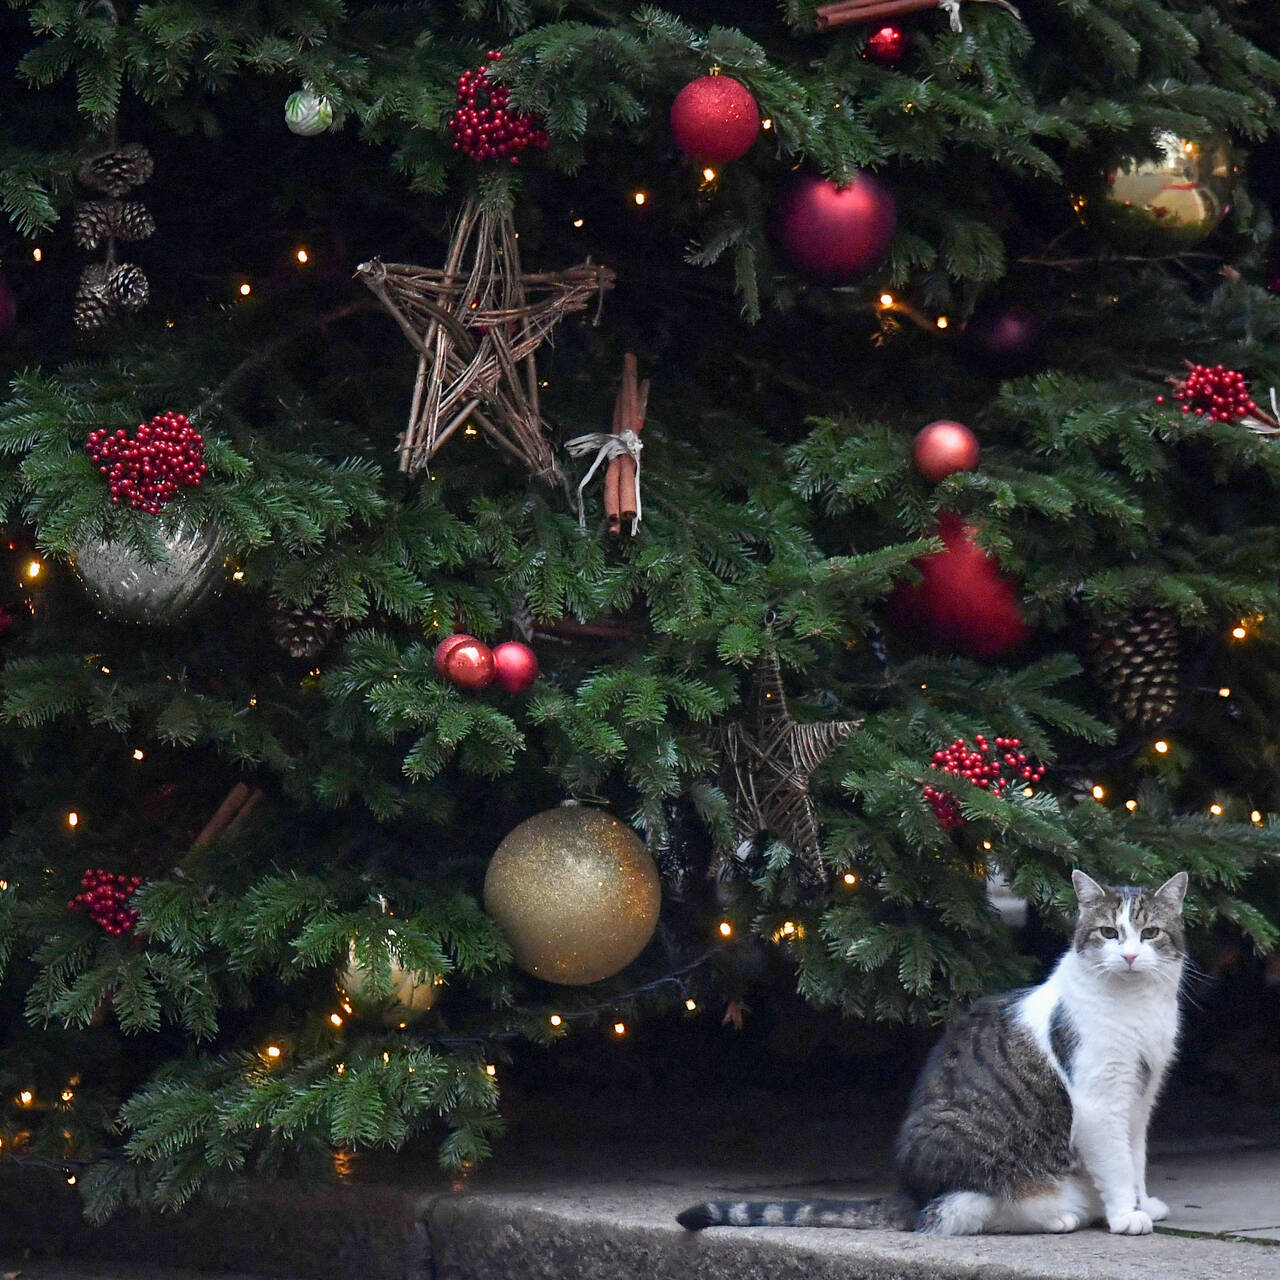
[{"xmin": 678, "ymin": 870, "xmax": 1188, "ymax": 1237}]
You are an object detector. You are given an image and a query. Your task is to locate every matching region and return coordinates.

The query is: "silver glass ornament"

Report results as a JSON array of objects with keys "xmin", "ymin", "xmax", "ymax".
[
  {"xmin": 1072, "ymin": 131, "xmax": 1235, "ymax": 253},
  {"xmin": 73, "ymin": 522, "xmax": 228, "ymax": 625}
]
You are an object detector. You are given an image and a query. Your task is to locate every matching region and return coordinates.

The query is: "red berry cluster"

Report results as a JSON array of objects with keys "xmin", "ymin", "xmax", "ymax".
[
  {"xmin": 448, "ymin": 51, "xmax": 549, "ymax": 164},
  {"xmin": 85, "ymin": 411, "xmax": 206, "ymax": 514},
  {"xmin": 68, "ymin": 869, "xmax": 142, "ymax": 936},
  {"xmin": 922, "ymin": 735, "xmax": 1046, "ymax": 830},
  {"xmin": 1164, "ymin": 364, "xmax": 1261, "ymax": 424}
]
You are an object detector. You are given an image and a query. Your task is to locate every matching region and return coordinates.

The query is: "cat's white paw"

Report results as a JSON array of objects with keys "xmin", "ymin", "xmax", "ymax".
[
  {"xmin": 1108, "ymin": 1210, "xmax": 1153, "ymax": 1236},
  {"xmin": 1045, "ymin": 1212, "xmax": 1082, "ymax": 1233},
  {"xmin": 1139, "ymin": 1196, "xmax": 1169, "ymax": 1221}
]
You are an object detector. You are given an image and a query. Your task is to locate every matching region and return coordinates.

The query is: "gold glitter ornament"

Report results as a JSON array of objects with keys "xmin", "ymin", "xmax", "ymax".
[
  {"xmin": 337, "ymin": 941, "xmax": 441, "ymax": 1026},
  {"xmin": 483, "ymin": 805, "xmax": 661, "ymax": 985},
  {"xmin": 1071, "ymin": 131, "xmax": 1235, "ymax": 253}
]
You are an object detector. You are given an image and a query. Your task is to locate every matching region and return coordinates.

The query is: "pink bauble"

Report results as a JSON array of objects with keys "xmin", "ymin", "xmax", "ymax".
[
  {"xmin": 888, "ymin": 514, "xmax": 1026, "ymax": 659},
  {"xmin": 772, "ymin": 171, "xmax": 896, "ymax": 284},
  {"xmin": 670, "ymin": 75, "xmax": 760, "ymax": 166},
  {"xmin": 434, "ymin": 633, "xmax": 479, "ymax": 675},
  {"xmin": 443, "ymin": 638, "xmax": 496, "ymax": 690},
  {"xmin": 913, "ymin": 421, "xmax": 980, "ymax": 483},
  {"xmin": 492, "ymin": 641, "xmax": 539, "ymax": 694}
]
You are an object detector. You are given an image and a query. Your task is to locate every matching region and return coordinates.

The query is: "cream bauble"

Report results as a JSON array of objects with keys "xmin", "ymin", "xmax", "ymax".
[
  {"xmin": 337, "ymin": 940, "xmax": 440, "ymax": 1027},
  {"xmin": 483, "ymin": 805, "xmax": 661, "ymax": 985}
]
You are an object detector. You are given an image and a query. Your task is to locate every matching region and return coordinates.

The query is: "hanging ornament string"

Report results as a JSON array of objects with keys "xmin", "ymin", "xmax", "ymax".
[
  {"xmin": 815, "ymin": 0, "xmax": 1020, "ymax": 32},
  {"xmin": 566, "ymin": 352, "xmax": 649, "ymax": 533}
]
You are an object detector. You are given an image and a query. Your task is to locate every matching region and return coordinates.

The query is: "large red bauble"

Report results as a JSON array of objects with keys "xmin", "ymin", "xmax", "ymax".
[
  {"xmin": 670, "ymin": 75, "xmax": 760, "ymax": 166},
  {"xmin": 0, "ymin": 274, "xmax": 16, "ymax": 346},
  {"xmin": 443, "ymin": 638, "xmax": 496, "ymax": 690},
  {"xmin": 772, "ymin": 172, "xmax": 896, "ymax": 285},
  {"xmin": 866, "ymin": 24, "xmax": 907, "ymax": 65},
  {"xmin": 888, "ymin": 513, "xmax": 1026, "ymax": 659},
  {"xmin": 913, "ymin": 420, "xmax": 980, "ymax": 483},
  {"xmin": 434, "ymin": 632, "xmax": 479, "ymax": 675},
  {"xmin": 492, "ymin": 640, "xmax": 539, "ymax": 694}
]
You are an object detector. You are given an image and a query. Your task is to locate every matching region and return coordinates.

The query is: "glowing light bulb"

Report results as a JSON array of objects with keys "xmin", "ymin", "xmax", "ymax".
[
  {"xmin": 936, "ymin": 316, "xmax": 949, "ymax": 329},
  {"xmin": 1232, "ymin": 624, "xmax": 1247, "ymax": 640},
  {"xmin": 1251, "ymin": 810, "xmax": 1263, "ymax": 824},
  {"xmin": 67, "ymin": 811, "xmax": 78, "ymax": 828},
  {"xmin": 1023, "ymin": 786, "xmax": 1035, "ymax": 797},
  {"xmin": 329, "ymin": 1013, "xmax": 343, "ymax": 1027},
  {"xmin": 572, "ymin": 218, "xmax": 584, "ymax": 228},
  {"xmin": 232, "ymin": 570, "xmax": 245, "ymax": 581},
  {"xmin": 633, "ymin": 192, "xmax": 647, "ymax": 206},
  {"xmin": 1209, "ymin": 804, "xmax": 1223, "ymax": 816},
  {"xmin": 685, "ymin": 999, "xmax": 697, "ymax": 1011},
  {"xmin": 718, "ymin": 921, "xmax": 733, "ymax": 938},
  {"xmin": 296, "ymin": 248, "xmax": 309, "ymax": 264},
  {"xmin": 1091, "ymin": 785, "xmax": 1105, "ymax": 801},
  {"xmin": 879, "ymin": 293, "xmax": 894, "ymax": 307},
  {"xmin": 132, "ymin": 748, "xmax": 144, "ymax": 761},
  {"xmin": 842, "ymin": 873, "xmax": 857, "ymax": 886},
  {"xmin": 464, "ymin": 423, "xmax": 477, "ymax": 436},
  {"xmin": 61, "ymin": 1089, "xmax": 74, "ymax": 1102},
  {"xmin": 239, "ymin": 282, "xmax": 252, "ymax": 297},
  {"xmin": 1125, "ymin": 800, "xmax": 1137, "ymax": 812},
  {"xmin": 549, "ymin": 1014, "xmax": 562, "ymax": 1027},
  {"xmin": 702, "ymin": 167, "xmax": 717, "ymax": 182},
  {"xmin": 1219, "ymin": 687, "xmax": 1231, "ymax": 698},
  {"xmin": 761, "ymin": 118, "xmax": 773, "ymax": 129},
  {"xmin": 1154, "ymin": 740, "xmax": 1169, "ymax": 754},
  {"xmin": 25, "ymin": 559, "xmax": 41, "ymax": 578},
  {"xmin": 781, "ymin": 921, "xmax": 796, "ymax": 936},
  {"xmin": 612, "ymin": 1021, "xmax": 626, "ymax": 1037},
  {"xmin": 266, "ymin": 1045, "xmax": 281, "ymax": 1059},
  {"xmin": 66, "ymin": 1174, "xmax": 76, "ymax": 1186},
  {"xmin": 18, "ymin": 1091, "xmax": 33, "ymax": 1105},
  {"xmin": 982, "ymin": 840, "xmax": 992, "ymax": 851},
  {"xmin": 484, "ymin": 1064, "xmax": 497, "ymax": 1077}
]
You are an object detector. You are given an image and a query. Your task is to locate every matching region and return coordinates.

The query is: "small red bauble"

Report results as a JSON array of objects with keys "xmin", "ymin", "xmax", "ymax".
[
  {"xmin": 888, "ymin": 513, "xmax": 1026, "ymax": 659},
  {"xmin": 492, "ymin": 640, "xmax": 538, "ymax": 694},
  {"xmin": 85, "ymin": 411, "xmax": 206, "ymax": 515},
  {"xmin": 865, "ymin": 24, "xmax": 907, "ymax": 66},
  {"xmin": 670, "ymin": 74, "xmax": 760, "ymax": 166},
  {"xmin": 434, "ymin": 632, "xmax": 480, "ymax": 675},
  {"xmin": 772, "ymin": 171, "xmax": 896, "ymax": 285},
  {"xmin": 444, "ymin": 637, "xmax": 496, "ymax": 690},
  {"xmin": 447, "ymin": 50, "xmax": 549, "ymax": 164},
  {"xmin": 0, "ymin": 273, "xmax": 16, "ymax": 346},
  {"xmin": 913, "ymin": 420, "xmax": 980, "ymax": 483}
]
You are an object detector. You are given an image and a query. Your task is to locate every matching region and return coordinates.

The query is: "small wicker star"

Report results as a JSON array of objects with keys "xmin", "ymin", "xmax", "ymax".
[
  {"xmin": 709, "ymin": 649, "xmax": 862, "ymax": 882},
  {"xmin": 357, "ymin": 196, "xmax": 614, "ymax": 481}
]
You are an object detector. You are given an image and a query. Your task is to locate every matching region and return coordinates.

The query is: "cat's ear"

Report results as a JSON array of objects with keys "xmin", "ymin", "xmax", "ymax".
[
  {"xmin": 1071, "ymin": 870, "xmax": 1107, "ymax": 906},
  {"xmin": 1153, "ymin": 871, "xmax": 1189, "ymax": 910}
]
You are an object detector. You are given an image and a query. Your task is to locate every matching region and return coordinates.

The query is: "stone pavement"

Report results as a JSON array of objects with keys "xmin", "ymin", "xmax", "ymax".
[{"xmin": 1, "ymin": 1137, "xmax": 1277, "ymax": 1280}]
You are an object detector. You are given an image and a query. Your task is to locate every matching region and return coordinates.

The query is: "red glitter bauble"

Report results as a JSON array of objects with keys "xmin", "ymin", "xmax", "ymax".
[
  {"xmin": 866, "ymin": 24, "xmax": 907, "ymax": 66},
  {"xmin": 492, "ymin": 640, "xmax": 539, "ymax": 693},
  {"xmin": 772, "ymin": 171, "xmax": 896, "ymax": 285},
  {"xmin": 434, "ymin": 633, "xmax": 480, "ymax": 675},
  {"xmin": 444, "ymin": 638, "xmax": 496, "ymax": 690},
  {"xmin": 670, "ymin": 74, "xmax": 760, "ymax": 166},
  {"xmin": 0, "ymin": 273, "xmax": 15, "ymax": 346},
  {"xmin": 913, "ymin": 420, "xmax": 980, "ymax": 483},
  {"xmin": 889, "ymin": 513, "xmax": 1026, "ymax": 659}
]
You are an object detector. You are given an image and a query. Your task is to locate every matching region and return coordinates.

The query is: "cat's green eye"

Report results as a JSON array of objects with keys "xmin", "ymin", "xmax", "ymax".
[
  {"xmin": 1098, "ymin": 926, "xmax": 1119, "ymax": 939},
  {"xmin": 1141, "ymin": 926, "xmax": 1160, "ymax": 940}
]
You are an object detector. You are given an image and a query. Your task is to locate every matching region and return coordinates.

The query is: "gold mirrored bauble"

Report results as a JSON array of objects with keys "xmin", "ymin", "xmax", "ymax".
[
  {"xmin": 72, "ymin": 522, "xmax": 229, "ymax": 624},
  {"xmin": 337, "ymin": 941, "xmax": 441, "ymax": 1026},
  {"xmin": 1072, "ymin": 131, "xmax": 1235, "ymax": 253},
  {"xmin": 483, "ymin": 806, "xmax": 661, "ymax": 985}
]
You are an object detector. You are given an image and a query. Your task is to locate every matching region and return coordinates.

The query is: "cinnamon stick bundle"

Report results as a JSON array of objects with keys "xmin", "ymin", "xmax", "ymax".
[{"xmin": 605, "ymin": 352, "xmax": 649, "ymax": 534}]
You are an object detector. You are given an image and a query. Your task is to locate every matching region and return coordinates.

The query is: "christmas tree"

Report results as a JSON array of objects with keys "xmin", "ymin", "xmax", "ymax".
[{"xmin": 1, "ymin": 0, "xmax": 1279, "ymax": 1222}]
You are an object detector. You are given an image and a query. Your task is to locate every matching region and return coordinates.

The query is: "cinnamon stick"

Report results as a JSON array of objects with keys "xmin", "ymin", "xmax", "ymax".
[
  {"xmin": 816, "ymin": 0, "xmax": 935, "ymax": 29},
  {"xmin": 192, "ymin": 782, "xmax": 264, "ymax": 847}
]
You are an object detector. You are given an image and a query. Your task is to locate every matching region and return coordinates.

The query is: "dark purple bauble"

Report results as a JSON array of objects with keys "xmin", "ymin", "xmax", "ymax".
[
  {"xmin": 964, "ymin": 300, "xmax": 1043, "ymax": 376},
  {"xmin": 0, "ymin": 274, "xmax": 15, "ymax": 346},
  {"xmin": 772, "ymin": 171, "xmax": 896, "ymax": 285}
]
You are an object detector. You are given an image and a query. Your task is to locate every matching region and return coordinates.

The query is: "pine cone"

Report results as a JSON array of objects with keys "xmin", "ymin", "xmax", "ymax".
[
  {"xmin": 1086, "ymin": 606, "xmax": 1181, "ymax": 732},
  {"xmin": 114, "ymin": 201, "xmax": 156, "ymax": 242},
  {"xmin": 73, "ymin": 265, "xmax": 115, "ymax": 331},
  {"xmin": 107, "ymin": 264, "xmax": 149, "ymax": 311},
  {"xmin": 269, "ymin": 597, "xmax": 336, "ymax": 659},
  {"xmin": 77, "ymin": 144, "xmax": 154, "ymax": 197},
  {"xmin": 71, "ymin": 200, "xmax": 118, "ymax": 250}
]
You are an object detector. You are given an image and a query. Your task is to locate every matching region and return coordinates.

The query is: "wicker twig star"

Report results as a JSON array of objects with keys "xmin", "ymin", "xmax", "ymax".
[
  {"xmin": 357, "ymin": 197, "xmax": 614, "ymax": 481},
  {"xmin": 709, "ymin": 649, "xmax": 862, "ymax": 882}
]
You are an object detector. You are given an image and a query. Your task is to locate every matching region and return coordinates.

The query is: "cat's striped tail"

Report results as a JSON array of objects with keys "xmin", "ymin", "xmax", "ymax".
[{"xmin": 676, "ymin": 1196, "xmax": 915, "ymax": 1231}]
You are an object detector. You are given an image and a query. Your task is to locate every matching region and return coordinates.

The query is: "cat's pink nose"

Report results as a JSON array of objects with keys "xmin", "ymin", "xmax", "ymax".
[{"xmin": 1122, "ymin": 952, "xmax": 1138, "ymax": 966}]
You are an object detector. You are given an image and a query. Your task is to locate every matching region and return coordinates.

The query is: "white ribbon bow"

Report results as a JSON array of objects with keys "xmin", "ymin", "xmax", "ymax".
[{"xmin": 565, "ymin": 428, "xmax": 644, "ymax": 533}]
